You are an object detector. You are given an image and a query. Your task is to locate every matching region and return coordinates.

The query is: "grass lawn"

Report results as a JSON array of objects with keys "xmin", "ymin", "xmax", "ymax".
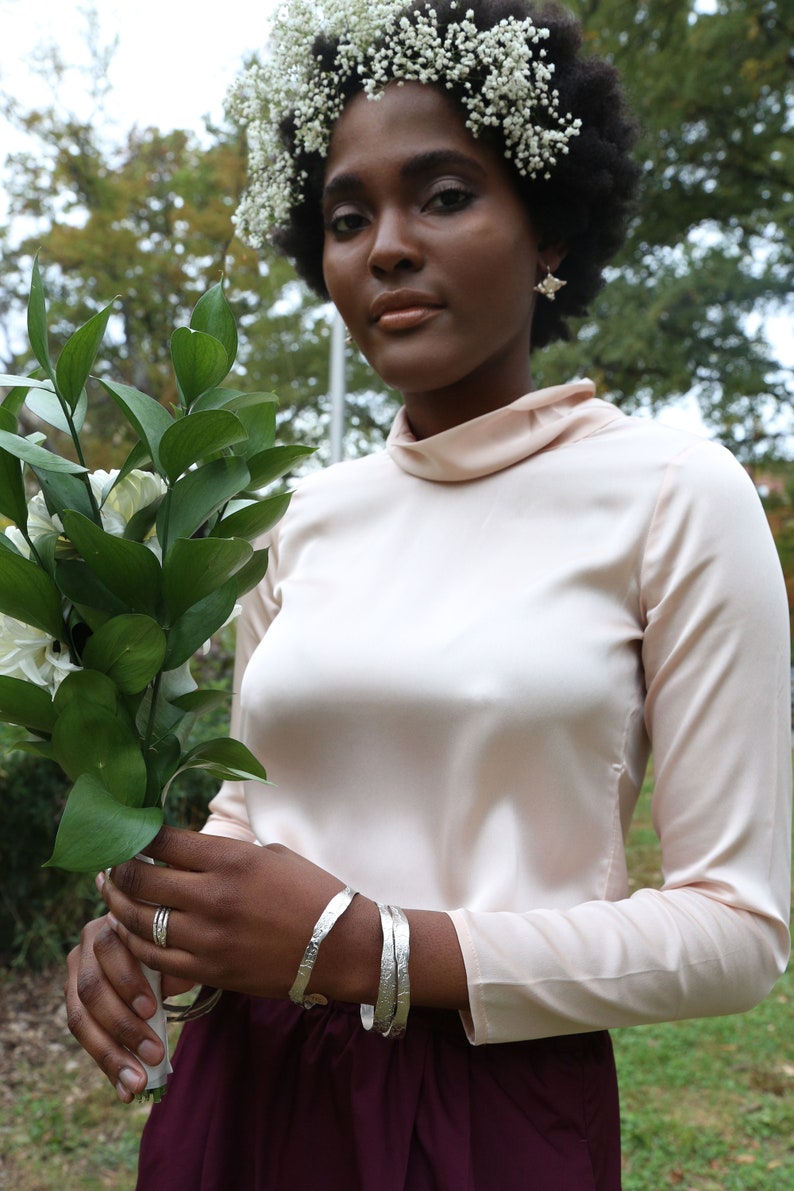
[
  {"xmin": 614, "ymin": 771, "xmax": 794, "ymax": 1189},
  {"xmin": 1, "ymin": 768, "xmax": 791, "ymax": 1189}
]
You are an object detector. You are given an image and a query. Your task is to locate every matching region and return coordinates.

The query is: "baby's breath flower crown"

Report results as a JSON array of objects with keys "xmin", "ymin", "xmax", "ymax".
[{"xmin": 229, "ymin": 0, "xmax": 582, "ymax": 246}]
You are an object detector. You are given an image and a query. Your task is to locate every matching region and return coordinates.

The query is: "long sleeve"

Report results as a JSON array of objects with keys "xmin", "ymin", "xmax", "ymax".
[{"xmin": 449, "ymin": 439, "xmax": 791, "ymax": 1043}]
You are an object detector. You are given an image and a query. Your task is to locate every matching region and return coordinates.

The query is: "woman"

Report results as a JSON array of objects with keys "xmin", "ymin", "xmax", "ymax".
[{"xmin": 65, "ymin": 2, "xmax": 791, "ymax": 1188}]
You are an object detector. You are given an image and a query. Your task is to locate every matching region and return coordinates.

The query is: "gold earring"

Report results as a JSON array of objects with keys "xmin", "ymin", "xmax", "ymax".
[{"xmin": 534, "ymin": 266, "xmax": 567, "ymax": 301}]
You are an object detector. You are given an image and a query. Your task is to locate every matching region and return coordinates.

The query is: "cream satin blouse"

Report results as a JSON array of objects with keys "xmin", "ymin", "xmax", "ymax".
[{"xmin": 205, "ymin": 381, "xmax": 792, "ymax": 1044}]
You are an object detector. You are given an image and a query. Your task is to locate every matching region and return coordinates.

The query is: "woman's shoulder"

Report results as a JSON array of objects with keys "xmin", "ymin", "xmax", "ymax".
[
  {"xmin": 590, "ymin": 409, "xmax": 756, "ymax": 500},
  {"xmin": 293, "ymin": 448, "xmax": 393, "ymax": 494}
]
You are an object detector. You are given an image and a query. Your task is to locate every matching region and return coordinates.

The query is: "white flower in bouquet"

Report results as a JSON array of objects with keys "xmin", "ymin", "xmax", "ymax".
[
  {"xmin": 0, "ymin": 612, "xmax": 79, "ymax": 692},
  {"xmin": 91, "ymin": 469, "xmax": 167, "ymax": 546},
  {"xmin": 4, "ymin": 469, "xmax": 167, "ymax": 558}
]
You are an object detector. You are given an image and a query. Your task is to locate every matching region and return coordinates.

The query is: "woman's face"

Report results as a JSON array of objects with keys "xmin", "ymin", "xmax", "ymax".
[{"xmin": 322, "ymin": 82, "xmax": 551, "ymax": 439}]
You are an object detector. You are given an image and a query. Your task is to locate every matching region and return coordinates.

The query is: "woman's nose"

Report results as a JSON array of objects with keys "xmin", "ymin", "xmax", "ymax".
[{"xmin": 367, "ymin": 210, "xmax": 423, "ymax": 276}]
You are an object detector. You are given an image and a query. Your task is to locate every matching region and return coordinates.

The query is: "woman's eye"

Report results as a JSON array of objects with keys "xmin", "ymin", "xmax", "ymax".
[
  {"xmin": 426, "ymin": 186, "xmax": 474, "ymax": 213},
  {"xmin": 328, "ymin": 211, "xmax": 367, "ymax": 236}
]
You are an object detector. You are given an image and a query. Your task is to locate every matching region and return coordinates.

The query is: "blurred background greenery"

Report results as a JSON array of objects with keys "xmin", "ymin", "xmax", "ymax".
[{"xmin": 0, "ymin": 0, "xmax": 791, "ymax": 1184}]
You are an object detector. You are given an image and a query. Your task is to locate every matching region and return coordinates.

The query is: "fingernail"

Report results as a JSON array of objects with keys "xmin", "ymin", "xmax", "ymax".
[
  {"xmin": 96, "ymin": 871, "xmax": 106, "ymax": 892},
  {"xmin": 118, "ymin": 1066, "xmax": 142, "ymax": 1095},
  {"xmin": 138, "ymin": 1039, "xmax": 163, "ymax": 1066},
  {"xmin": 132, "ymin": 994, "xmax": 155, "ymax": 1019},
  {"xmin": 107, "ymin": 913, "xmax": 120, "ymax": 931}
]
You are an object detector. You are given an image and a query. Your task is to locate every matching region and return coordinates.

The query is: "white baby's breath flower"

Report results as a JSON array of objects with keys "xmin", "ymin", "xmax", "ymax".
[
  {"xmin": 229, "ymin": 0, "xmax": 582, "ymax": 243},
  {"xmin": 0, "ymin": 613, "xmax": 79, "ymax": 694}
]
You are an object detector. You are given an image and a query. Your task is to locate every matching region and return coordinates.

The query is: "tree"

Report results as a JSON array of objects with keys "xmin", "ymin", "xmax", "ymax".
[
  {"xmin": 536, "ymin": 0, "xmax": 794, "ymax": 461},
  {"xmin": 1, "ymin": 2, "xmax": 791, "ymax": 462},
  {"xmin": 0, "ymin": 35, "xmax": 395, "ymax": 465}
]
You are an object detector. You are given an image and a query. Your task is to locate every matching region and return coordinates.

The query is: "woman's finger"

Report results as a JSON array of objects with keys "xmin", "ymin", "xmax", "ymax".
[
  {"xmin": 65, "ymin": 918, "xmax": 166, "ymax": 1103},
  {"xmin": 104, "ymin": 893, "xmax": 201, "ymax": 986},
  {"xmin": 140, "ymin": 824, "xmax": 226, "ymax": 870}
]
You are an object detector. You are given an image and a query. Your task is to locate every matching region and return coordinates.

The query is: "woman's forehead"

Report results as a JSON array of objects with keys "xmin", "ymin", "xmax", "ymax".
[{"xmin": 324, "ymin": 82, "xmax": 496, "ymax": 184}]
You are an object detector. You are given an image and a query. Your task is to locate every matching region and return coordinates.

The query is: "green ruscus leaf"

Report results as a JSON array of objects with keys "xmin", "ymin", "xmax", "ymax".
[
  {"xmin": 55, "ymin": 300, "xmax": 115, "ymax": 411},
  {"xmin": 0, "ymin": 550, "xmax": 65, "ymax": 638},
  {"xmin": 175, "ymin": 736, "xmax": 268, "ymax": 785},
  {"xmin": 158, "ymin": 409, "xmax": 248, "ymax": 483},
  {"xmin": 163, "ymin": 580, "xmax": 238, "ymax": 670},
  {"xmin": 210, "ymin": 492, "xmax": 292, "ymax": 543},
  {"xmin": 27, "ymin": 384, "xmax": 88, "ymax": 435},
  {"xmin": 244, "ymin": 444, "xmax": 314, "ymax": 487},
  {"xmin": 99, "ymin": 379, "xmax": 173, "ymax": 475},
  {"xmin": 0, "ymin": 430, "xmax": 87, "ymax": 475},
  {"xmin": 81, "ymin": 614, "xmax": 167, "ymax": 695},
  {"xmin": 27, "ymin": 254, "xmax": 55, "ymax": 381},
  {"xmin": 157, "ymin": 455, "xmax": 249, "ymax": 547},
  {"xmin": 231, "ymin": 547, "xmax": 270, "ymax": 599},
  {"xmin": 230, "ymin": 397, "xmax": 277, "ymax": 455},
  {"xmin": 0, "ymin": 409, "xmax": 27, "ymax": 527},
  {"xmin": 0, "ymin": 676, "xmax": 56, "ymax": 734},
  {"xmin": 163, "ymin": 537, "xmax": 251, "ymax": 622},
  {"xmin": 45, "ymin": 773, "xmax": 163, "ymax": 872},
  {"xmin": 33, "ymin": 468, "xmax": 99, "ymax": 525},
  {"xmin": 190, "ymin": 281, "xmax": 238, "ymax": 369},
  {"xmin": 61, "ymin": 510, "xmax": 162, "ymax": 615},
  {"xmin": 51, "ymin": 699, "xmax": 148, "ymax": 804},
  {"xmin": 53, "ymin": 668, "xmax": 121, "ymax": 714},
  {"xmin": 170, "ymin": 327, "xmax": 230, "ymax": 407}
]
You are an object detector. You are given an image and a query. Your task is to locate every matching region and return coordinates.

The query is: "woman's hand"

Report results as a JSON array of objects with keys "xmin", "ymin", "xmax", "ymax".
[
  {"xmin": 98, "ymin": 826, "xmax": 381, "ymax": 1006},
  {"xmin": 64, "ymin": 913, "xmax": 193, "ymax": 1103},
  {"xmin": 65, "ymin": 825, "xmax": 469, "ymax": 1101}
]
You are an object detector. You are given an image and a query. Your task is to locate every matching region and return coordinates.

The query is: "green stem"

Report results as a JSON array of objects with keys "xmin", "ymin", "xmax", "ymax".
[
  {"xmin": 55, "ymin": 383, "xmax": 101, "ymax": 522},
  {"xmin": 142, "ymin": 671, "xmax": 165, "ymax": 762},
  {"xmin": 143, "ymin": 670, "xmax": 163, "ymax": 756}
]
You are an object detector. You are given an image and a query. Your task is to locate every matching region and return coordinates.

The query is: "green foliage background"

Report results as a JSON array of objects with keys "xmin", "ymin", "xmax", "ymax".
[{"xmin": 0, "ymin": 0, "xmax": 791, "ymax": 464}]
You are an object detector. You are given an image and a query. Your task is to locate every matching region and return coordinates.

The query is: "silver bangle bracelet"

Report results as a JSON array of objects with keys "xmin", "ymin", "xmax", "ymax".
[
  {"xmin": 360, "ymin": 902, "xmax": 397, "ymax": 1033},
  {"xmin": 288, "ymin": 885, "xmax": 357, "ymax": 1010},
  {"xmin": 387, "ymin": 905, "xmax": 410, "ymax": 1038}
]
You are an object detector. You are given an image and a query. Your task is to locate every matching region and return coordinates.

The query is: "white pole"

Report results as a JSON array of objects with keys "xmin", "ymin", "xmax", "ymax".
[{"xmin": 329, "ymin": 310, "xmax": 347, "ymax": 464}]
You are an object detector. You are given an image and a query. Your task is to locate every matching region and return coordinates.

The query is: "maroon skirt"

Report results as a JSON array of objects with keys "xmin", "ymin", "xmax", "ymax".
[{"xmin": 136, "ymin": 993, "xmax": 621, "ymax": 1190}]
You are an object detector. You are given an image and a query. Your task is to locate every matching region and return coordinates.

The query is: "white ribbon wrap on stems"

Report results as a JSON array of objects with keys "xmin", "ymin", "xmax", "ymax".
[
  {"xmin": 137, "ymin": 853, "xmax": 173, "ymax": 1100},
  {"xmin": 141, "ymin": 962, "xmax": 173, "ymax": 1099}
]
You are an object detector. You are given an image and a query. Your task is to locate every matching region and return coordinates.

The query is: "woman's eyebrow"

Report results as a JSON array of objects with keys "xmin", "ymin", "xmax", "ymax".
[
  {"xmin": 323, "ymin": 171, "xmax": 364, "ymax": 203},
  {"xmin": 400, "ymin": 149, "xmax": 487, "ymax": 181},
  {"xmin": 323, "ymin": 149, "xmax": 487, "ymax": 202}
]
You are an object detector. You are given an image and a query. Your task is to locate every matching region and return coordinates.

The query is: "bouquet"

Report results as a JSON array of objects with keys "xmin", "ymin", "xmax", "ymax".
[{"xmin": 0, "ymin": 257, "xmax": 311, "ymax": 1097}]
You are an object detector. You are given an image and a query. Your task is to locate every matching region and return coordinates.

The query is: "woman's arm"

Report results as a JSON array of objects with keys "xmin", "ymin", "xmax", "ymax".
[
  {"xmin": 66, "ymin": 830, "xmax": 468, "ymax": 1101},
  {"xmin": 449, "ymin": 440, "xmax": 791, "ymax": 1043},
  {"xmin": 99, "ymin": 829, "xmax": 470, "ymax": 1010}
]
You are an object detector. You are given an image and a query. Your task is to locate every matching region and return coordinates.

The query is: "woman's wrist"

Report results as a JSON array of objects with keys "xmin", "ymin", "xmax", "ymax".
[
  {"xmin": 306, "ymin": 899, "xmax": 469, "ymax": 1012},
  {"xmin": 306, "ymin": 892, "xmax": 382, "ymax": 1005}
]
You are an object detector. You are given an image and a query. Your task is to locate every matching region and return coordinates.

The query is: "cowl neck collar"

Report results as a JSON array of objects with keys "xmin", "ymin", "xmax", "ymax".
[{"xmin": 386, "ymin": 380, "xmax": 624, "ymax": 482}]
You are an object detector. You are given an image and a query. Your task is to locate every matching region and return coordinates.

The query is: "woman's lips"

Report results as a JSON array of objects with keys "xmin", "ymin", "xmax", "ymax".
[
  {"xmin": 374, "ymin": 305, "xmax": 442, "ymax": 331},
  {"xmin": 369, "ymin": 291, "xmax": 443, "ymax": 332}
]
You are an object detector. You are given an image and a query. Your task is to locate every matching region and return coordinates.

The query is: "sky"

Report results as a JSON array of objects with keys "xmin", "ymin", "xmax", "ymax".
[{"xmin": 1, "ymin": 0, "xmax": 277, "ymax": 138}]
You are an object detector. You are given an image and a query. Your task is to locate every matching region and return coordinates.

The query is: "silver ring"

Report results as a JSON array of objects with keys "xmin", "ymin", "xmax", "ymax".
[{"xmin": 152, "ymin": 905, "xmax": 171, "ymax": 949}]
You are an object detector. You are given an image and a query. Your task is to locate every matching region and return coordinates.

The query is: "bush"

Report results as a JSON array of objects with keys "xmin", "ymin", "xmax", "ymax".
[
  {"xmin": 0, "ymin": 627, "xmax": 236, "ymax": 969},
  {"xmin": 0, "ymin": 744, "xmax": 95, "ymax": 969}
]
